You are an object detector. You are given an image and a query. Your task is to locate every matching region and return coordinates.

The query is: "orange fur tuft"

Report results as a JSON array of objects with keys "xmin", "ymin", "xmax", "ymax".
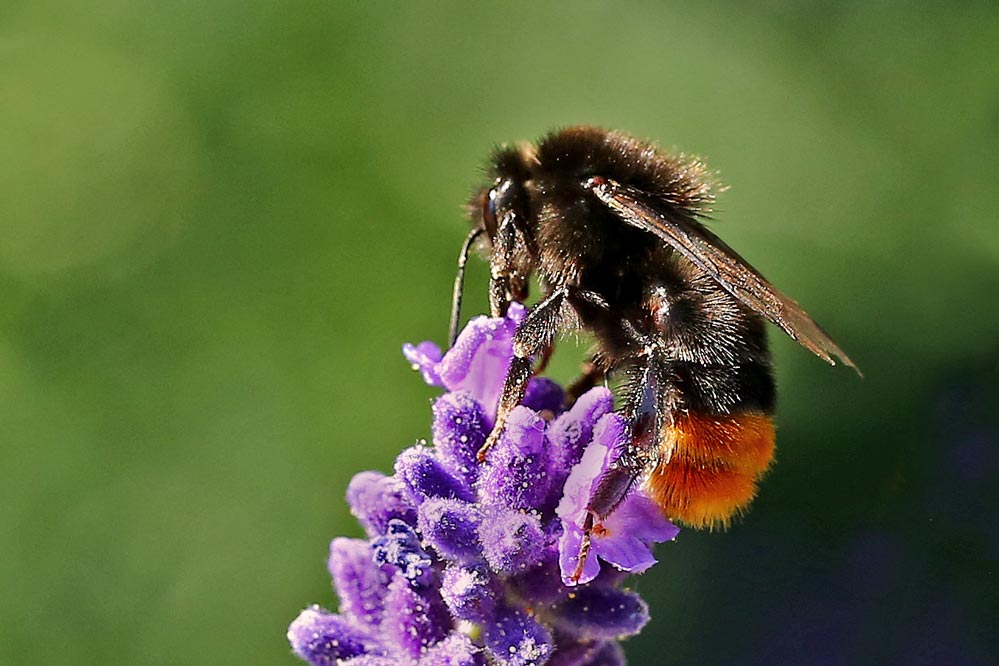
[{"xmin": 643, "ymin": 411, "xmax": 776, "ymax": 529}]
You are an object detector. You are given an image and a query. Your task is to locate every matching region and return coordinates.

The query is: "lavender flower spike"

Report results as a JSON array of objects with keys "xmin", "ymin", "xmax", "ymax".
[{"xmin": 289, "ymin": 307, "xmax": 680, "ymax": 665}]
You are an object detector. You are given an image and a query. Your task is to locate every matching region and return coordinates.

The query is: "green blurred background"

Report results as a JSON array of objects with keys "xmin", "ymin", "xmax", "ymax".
[{"xmin": 2, "ymin": 2, "xmax": 997, "ymax": 664}]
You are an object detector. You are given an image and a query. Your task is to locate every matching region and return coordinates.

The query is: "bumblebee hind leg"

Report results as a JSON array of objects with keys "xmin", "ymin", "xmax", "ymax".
[{"xmin": 569, "ymin": 348, "xmax": 675, "ymax": 582}]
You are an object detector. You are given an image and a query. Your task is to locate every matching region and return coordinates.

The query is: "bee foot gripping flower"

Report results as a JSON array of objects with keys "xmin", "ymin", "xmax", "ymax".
[{"xmin": 288, "ymin": 305, "xmax": 679, "ymax": 665}]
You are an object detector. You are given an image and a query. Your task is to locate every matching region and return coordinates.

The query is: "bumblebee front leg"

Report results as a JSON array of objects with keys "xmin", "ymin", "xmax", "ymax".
[
  {"xmin": 476, "ymin": 287, "xmax": 570, "ymax": 461},
  {"xmin": 488, "ymin": 211, "xmax": 522, "ymax": 318}
]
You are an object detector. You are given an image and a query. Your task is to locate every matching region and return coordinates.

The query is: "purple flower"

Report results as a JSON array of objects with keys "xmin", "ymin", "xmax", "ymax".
[
  {"xmin": 289, "ymin": 307, "xmax": 679, "ymax": 666},
  {"xmin": 556, "ymin": 414, "xmax": 680, "ymax": 585},
  {"xmin": 403, "ymin": 303, "xmax": 526, "ymax": 419}
]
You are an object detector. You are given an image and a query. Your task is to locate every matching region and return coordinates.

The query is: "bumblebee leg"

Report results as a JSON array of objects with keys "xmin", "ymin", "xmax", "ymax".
[
  {"xmin": 564, "ymin": 356, "xmax": 606, "ymax": 405},
  {"xmin": 488, "ymin": 211, "xmax": 521, "ymax": 317},
  {"xmin": 533, "ymin": 342, "xmax": 555, "ymax": 376},
  {"xmin": 587, "ymin": 349, "xmax": 679, "ymax": 521},
  {"xmin": 572, "ymin": 413, "xmax": 669, "ymax": 582},
  {"xmin": 570, "ymin": 510, "xmax": 596, "ymax": 583},
  {"xmin": 570, "ymin": 369, "xmax": 658, "ymax": 583},
  {"xmin": 571, "ymin": 434, "xmax": 650, "ymax": 584},
  {"xmin": 584, "ymin": 359, "xmax": 664, "ymax": 521},
  {"xmin": 585, "ymin": 413, "xmax": 655, "ymax": 517},
  {"xmin": 476, "ymin": 287, "xmax": 570, "ymax": 461},
  {"xmin": 529, "ymin": 285, "xmax": 558, "ymax": 375}
]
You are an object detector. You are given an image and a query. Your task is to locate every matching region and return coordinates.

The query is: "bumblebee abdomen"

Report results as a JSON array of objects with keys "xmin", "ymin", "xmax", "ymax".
[{"xmin": 644, "ymin": 410, "xmax": 776, "ymax": 530}]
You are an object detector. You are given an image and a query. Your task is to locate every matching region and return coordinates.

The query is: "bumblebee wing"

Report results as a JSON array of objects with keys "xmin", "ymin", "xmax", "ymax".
[{"xmin": 585, "ymin": 176, "xmax": 859, "ymax": 373}]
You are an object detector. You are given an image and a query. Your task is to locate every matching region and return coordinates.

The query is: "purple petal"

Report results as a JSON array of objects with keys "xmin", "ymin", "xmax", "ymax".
[
  {"xmin": 601, "ymin": 491, "xmax": 679, "ymax": 545},
  {"xmin": 591, "ymin": 534, "xmax": 658, "ymax": 575},
  {"xmin": 587, "ymin": 484, "xmax": 677, "ymax": 576},
  {"xmin": 483, "ymin": 606, "xmax": 554, "ymax": 666},
  {"xmin": 440, "ymin": 565, "xmax": 500, "ymax": 623},
  {"xmin": 436, "ymin": 304, "xmax": 527, "ymax": 418},
  {"xmin": 432, "ymin": 391, "xmax": 490, "ymax": 487},
  {"xmin": 478, "ymin": 507, "xmax": 547, "ymax": 575},
  {"xmin": 589, "ymin": 412, "xmax": 628, "ymax": 465},
  {"xmin": 418, "ymin": 498, "xmax": 484, "ymax": 562},
  {"xmin": 383, "ymin": 572, "xmax": 452, "ymax": 659},
  {"xmin": 418, "ymin": 632, "xmax": 486, "ymax": 666},
  {"xmin": 372, "ymin": 519, "xmax": 433, "ymax": 585},
  {"xmin": 403, "ymin": 341, "xmax": 445, "ymax": 387},
  {"xmin": 547, "ymin": 387, "xmax": 615, "ymax": 485},
  {"xmin": 328, "ymin": 538, "xmax": 389, "ymax": 627},
  {"xmin": 346, "ymin": 471, "xmax": 419, "ymax": 538},
  {"xmin": 288, "ymin": 605, "xmax": 383, "ymax": 664},
  {"xmin": 522, "ymin": 377, "xmax": 565, "ymax": 414},
  {"xmin": 477, "ymin": 406, "xmax": 550, "ymax": 512},
  {"xmin": 552, "ymin": 586, "xmax": 649, "ymax": 640},
  {"xmin": 395, "ymin": 446, "xmax": 475, "ymax": 503}
]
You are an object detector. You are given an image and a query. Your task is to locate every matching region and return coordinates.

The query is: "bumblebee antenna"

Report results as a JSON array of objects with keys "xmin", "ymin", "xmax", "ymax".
[{"xmin": 449, "ymin": 227, "xmax": 485, "ymax": 346}]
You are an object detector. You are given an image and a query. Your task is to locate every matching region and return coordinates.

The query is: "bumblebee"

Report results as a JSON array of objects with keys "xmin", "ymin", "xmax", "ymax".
[{"xmin": 449, "ymin": 126, "xmax": 857, "ymax": 576}]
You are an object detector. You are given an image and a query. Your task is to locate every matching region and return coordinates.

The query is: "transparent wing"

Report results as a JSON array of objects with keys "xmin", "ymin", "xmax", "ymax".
[{"xmin": 585, "ymin": 176, "xmax": 859, "ymax": 373}]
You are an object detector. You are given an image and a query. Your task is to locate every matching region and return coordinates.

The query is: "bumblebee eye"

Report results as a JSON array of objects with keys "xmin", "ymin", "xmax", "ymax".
[
  {"xmin": 484, "ymin": 188, "xmax": 499, "ymax": 228},
  {"xmin": 481, "ymin": 177, "xmax": 524, "ymax": 237},
  {"xmin": 483, "ymin": 178, "xmax": 512, "ymax": 233}
]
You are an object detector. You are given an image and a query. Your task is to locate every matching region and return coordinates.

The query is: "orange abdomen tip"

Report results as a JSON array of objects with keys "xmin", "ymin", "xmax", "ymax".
[{"xmin": 644, "ymin": 411, "xmax": 776, "ymax": 530}]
